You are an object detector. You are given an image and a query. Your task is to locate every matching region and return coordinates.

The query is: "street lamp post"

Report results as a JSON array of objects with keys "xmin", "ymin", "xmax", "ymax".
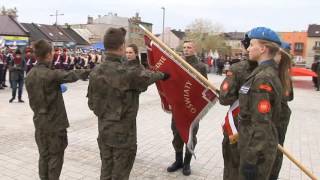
[
  {"xmin": 161, "ymin": 7, "xmax": 165, "ymax": 42},
  {"xmin": 50, "ymin": 10, "xmax": 64, "ymax": 25}
]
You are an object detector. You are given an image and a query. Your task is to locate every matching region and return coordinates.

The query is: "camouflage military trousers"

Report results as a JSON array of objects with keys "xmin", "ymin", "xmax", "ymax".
[
  {"xmin": 270, "ymin": 122, "xmax": 290, "ymax": 180},
  {"xmin": 35, "ymin": 129, "xmax": 68, "ymax": 180},
  {"xmin": 222, "ymin": 135, "xmax": 240, "ymax": 180},
  {"xmin": 97, "ymin": 136, "xmax": 137, "ymax": 180},
  {"xmin": 238, "ymin": 125, "xmax": 277, "ymax": 180},
  {"xmin": 171, "ymin": 118, "xmax": 198, "ymax": 153}
]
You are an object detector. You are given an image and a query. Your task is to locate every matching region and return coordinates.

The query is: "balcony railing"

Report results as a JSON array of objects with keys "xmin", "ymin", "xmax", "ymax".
[
  {"xmin": 313, "ymin": 46, "xmax": 320, "ymax": 50},
  {"xmin": 294, "ymin": 48, "xmax": 303, "ymax": 53}
]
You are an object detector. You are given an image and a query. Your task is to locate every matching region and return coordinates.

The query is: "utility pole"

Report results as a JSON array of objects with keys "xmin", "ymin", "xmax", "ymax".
[
  {"xmin": 161, "ymin": 7, "xmax": 165, "ymax": 42},
  {"xmin": 50, "ymin": 10, "xmax": 64, "ymax": 25}
]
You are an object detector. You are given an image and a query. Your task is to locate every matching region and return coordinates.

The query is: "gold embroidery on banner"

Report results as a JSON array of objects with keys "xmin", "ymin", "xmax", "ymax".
[{"xmin": 184, "ymin": 81, "xmax": 197, "ymax": 114}]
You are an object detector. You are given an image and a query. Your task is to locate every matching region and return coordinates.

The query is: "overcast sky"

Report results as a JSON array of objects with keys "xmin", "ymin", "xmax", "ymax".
[{"xmin": 2, "ymin": 0, "xmax": 319, "ymax": 33}]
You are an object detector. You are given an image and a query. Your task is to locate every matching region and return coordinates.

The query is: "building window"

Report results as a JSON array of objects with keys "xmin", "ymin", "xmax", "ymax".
[
  {"xmin": 315, "ymin": 41, "xmax": 320, "ymax": 47},
  {"xmin": 294, "ymin": 43, "xmax": 303, "ymax": 50}
]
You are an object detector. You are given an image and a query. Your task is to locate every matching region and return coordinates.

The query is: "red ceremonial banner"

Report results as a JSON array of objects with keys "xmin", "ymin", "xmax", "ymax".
[{"xmin": 144, "ymin": 36, "xmax": 218, "ymax": 153}]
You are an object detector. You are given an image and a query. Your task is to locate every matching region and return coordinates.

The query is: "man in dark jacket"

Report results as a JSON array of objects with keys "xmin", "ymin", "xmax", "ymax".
[
  {"xmin": 167, "ymin": 40, "xmax": 207, "ymax": 176},
  {"xmin": 9, "ymin": 49, "xmax": 26, "ymax": 103}
]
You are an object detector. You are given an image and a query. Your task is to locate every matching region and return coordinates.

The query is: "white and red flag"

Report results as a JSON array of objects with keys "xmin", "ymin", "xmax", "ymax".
[
  {"xmin": 222, "ymin": 100, "xmax": 240, "ymax": 144},
  {"xmin": 144, "ymin": 36, "xmax": 218, "ymax": 153}
]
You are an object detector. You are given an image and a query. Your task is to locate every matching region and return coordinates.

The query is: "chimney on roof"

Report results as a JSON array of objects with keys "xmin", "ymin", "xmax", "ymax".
[{"xmin": 87, "ymin": 16, "xmax": 93, "ymax": 24}]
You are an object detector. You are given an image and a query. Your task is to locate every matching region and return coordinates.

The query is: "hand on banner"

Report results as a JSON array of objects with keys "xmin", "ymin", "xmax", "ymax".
[{"xmin": 162, "ymin": 72, "xmax": 170, "ymax": 81}]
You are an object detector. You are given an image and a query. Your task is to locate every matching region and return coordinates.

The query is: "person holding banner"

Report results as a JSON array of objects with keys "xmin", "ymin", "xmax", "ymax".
[
  {"xmin": 237, "ymin": 27, "xmax": 283, "ymax": 180},
  {"xmin": 269, "ymin": 41, "xmax": 294, "ymax": 180},
  {"xmin": 87, "ymin": 27, "xmax": 169, "ymax": 180},
  {"xmin": 219, "ymin": 33, "xmax": 258, "ymax": 180},
  {"xmin": 167, "ymin": 40, "xmax": 207, "ymax": 176}
]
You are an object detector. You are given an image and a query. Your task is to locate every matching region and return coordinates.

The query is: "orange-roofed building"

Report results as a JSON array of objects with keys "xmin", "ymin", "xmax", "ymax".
[{"xmin": 279, "ymin": 31, "xmax": 307, "ymax": 66}]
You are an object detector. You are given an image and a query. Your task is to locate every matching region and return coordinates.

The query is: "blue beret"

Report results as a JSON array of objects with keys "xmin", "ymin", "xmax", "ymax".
[
  {"xmin": 248, "ymin": 27, "xmax": 281, "ymax": 46},
  {"xmin": 60, "ymin": 84, "xmax": 68, "ymax": 93},
  {"xmin": 281, "ymin": 41, "xmax": 291, "ymax": 51}
]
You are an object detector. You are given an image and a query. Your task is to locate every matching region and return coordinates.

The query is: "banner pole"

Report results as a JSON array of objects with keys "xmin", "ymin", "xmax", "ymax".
[
  {"xmin": 138, "ymin": 24, "xmax": 218, "ymax": 93},
  {"xmin": 278, "ymin": 144, "xmax": 318, "ymax": 180}
]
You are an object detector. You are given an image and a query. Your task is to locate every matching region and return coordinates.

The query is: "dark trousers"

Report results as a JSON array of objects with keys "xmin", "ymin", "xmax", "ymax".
[
  {"xmin": 171, "ymin": 118, "xmax": 198, "ymax": 154},
  {"xmin": 312, "ymin": 77, "xmax": 318, "ymax": 88},
  {"xmin": 97, "ymin": 136, "xmax": 137, "ymax": 180},
  {"xmin": 1, "ymin": 66, "xmax": 7, "ymax": 85},
  {"xmin": 0, "ymin": 64, "xmax": 3, "ymax": 85},
  {"xmin": 11, "ymin": 79, "xmax": 24, "ymax": 99},
  {"xmin": 35, "ymin": 129, "xmax": 68, "ymax": 180}
]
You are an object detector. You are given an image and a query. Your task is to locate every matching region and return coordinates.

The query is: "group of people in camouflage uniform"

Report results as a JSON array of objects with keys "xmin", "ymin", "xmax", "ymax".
[
  {"xmin": 219, "ymin": 27, "xmax": 294, "ymax": 180},
  {"xmin": 25, "ymin": 27, "xmax": 169, "ymax": 180},
  {"xmin": 25, "ymin": 25, "xmax": 294, "ymax": 180}
]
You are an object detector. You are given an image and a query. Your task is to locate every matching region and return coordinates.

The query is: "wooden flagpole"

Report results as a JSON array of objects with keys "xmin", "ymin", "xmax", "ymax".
[
  {"xmin": 138, "ymin": 24, "xmax": 218, "ymax": 92},
  {"xmin": 139, "ymin": 24, "xmax": 318, "ymax": 180},
  {"xmin": 278, "ymin": 145, "xmax": 318, "ymax": 180}
]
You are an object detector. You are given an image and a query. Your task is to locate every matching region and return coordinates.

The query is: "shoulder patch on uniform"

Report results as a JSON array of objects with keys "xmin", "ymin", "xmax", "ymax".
[
  {"xmin": 257, "ymin": 99, "xmax": 271, "ymax": 114},
  {"xmin": 222, "ymin": 81, "xmax": 229, "ymax": 91},
  {"xmin": 259, "ymin": 84, "xmax": 273, "ymax": 92},
  {"xmin": 226, "ymin": 71, "xmax": 233, "ymax": 76}
]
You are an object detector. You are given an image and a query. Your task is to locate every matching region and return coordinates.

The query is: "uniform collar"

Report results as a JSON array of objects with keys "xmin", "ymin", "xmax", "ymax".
[
  {"xmin": 37, "ymin": 61, "xmax": 50, "ymax": 68},
  {"xmin": 126, "ymin": 59, "xmax": 140, "ymax": 66},
  {"xmin": 105, "ymin": 53, "xmax": 123, "ymax": 63},
  {"xmin": 246, "ymin": 59, "xmax": 277, "ymax": 80},
  {"xmin": 259, "ymin": 59, "xmax": 275, "ymax": 66},
  {"xmin": 185, "ymin": 55, "xmax": 198, "ymax": 64}
]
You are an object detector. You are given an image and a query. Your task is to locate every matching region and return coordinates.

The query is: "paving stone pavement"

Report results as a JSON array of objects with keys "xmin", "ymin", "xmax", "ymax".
[{"xmin": 0, "ymin": 74, "xmax": 319, "ymax": 180}]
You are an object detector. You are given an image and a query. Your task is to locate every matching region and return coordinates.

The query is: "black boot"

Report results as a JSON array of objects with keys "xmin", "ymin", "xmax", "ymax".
[
  {"xmin": 167, "ymin": 152, "xmax": 183, "ymax": 172},
  {"xmin": 18, "ymin": 98, "xmax": 24, "ymax": 103},
  {"xmin": 182, "ymin": 152, "xmax": 192, "ymax": 176},
  {"xmin": 9, "ymin": 97, "xmax": 15, "ymax": 103}
]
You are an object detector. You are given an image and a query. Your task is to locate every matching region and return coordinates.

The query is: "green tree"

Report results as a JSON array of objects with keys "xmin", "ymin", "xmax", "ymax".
[{"xmin": 184, "ymin": 18, "xmax": 230, "ymax": 57}]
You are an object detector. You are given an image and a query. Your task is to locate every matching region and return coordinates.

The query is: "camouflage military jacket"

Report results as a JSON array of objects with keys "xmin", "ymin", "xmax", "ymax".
[
  {"xmin": 238, "ymin": 59, "xmax": 282, "ymax": 165},
  {"xmin": 219, "ymin": 60, "xmax": 258, "ymax": 106},
  {"xmin": 25, "ymin": 61, "xmax": 90, "ymax": 132},
  {"xmin": 185, "ymin": 55, "xmax": 207, "ymax": 78},
  {"xmin": 219, "ymin": 60, "xmax": 258, "ymax": 135},
  {"xmin": 279, "ymin": 79, "xmax": 294, "ymax": 126},
  {"xmin": 87, "ymin": 53, "xmax": 165, "ymax": 147}
]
